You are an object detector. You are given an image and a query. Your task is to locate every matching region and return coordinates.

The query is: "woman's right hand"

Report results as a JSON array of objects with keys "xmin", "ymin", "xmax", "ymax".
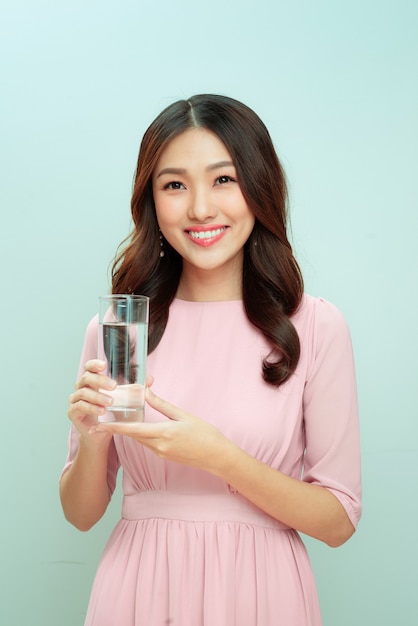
[{"xmin": 68, "ymin": 359, "xmax": 116, "ymax": 440}]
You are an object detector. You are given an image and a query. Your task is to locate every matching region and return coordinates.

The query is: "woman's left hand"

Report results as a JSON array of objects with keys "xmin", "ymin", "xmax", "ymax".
[{"xmin": 90, "ymin": 387, "xmax": 229, "ymax": 474}]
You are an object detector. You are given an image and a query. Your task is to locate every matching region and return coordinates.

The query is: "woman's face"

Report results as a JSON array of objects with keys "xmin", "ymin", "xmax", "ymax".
[{"xmin": 152, "ymin": 128, "xmax": 255, "ymax": 289}]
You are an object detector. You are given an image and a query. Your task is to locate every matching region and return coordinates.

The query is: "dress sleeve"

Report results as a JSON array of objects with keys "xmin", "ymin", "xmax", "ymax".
[
  {"xmin": 302, "ymin": 298, "xmax": 362, "ymax": 529},
  {"xmin": 60, "ymin": 315, "xmax": 120, "ymax": 497}
]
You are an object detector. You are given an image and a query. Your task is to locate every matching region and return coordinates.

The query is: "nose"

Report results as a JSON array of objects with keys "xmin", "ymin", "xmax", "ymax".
[{"xmin": 187, "ymin": 186, "xmax": 217, "ymax": 222}]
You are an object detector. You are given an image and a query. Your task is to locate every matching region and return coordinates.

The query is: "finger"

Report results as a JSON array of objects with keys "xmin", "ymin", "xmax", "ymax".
[
  {"xmin": 69, "ymin": 395, "xmax": 110, "ymax": 423},
  {"xmin": 70, "ymin": 398, "xmax": 107, "ymax": 419},
  {"xmin": 92, "ymin": 421, "xmax": 162, "ymax": 437},
  {"xmin": 79, "ymin": 359, "xmax": 115, "ymax": 390},
  {"xmin": 75, "ymin": 370, "xmax": 116, "ymax": 392},
  {"xmin": 85, "ymin": 359, "xmax": 107, "ymax": 372},
  {"xmin": 145, "ymin": 374, "xmax": 154, "ymax": 388},
  {"xmin": 145, "ymin": 387, "xmax": 194, "ymax": 422},
  {"xmin": 70, "ymin": 387, "xmax": 114, "ymax": 408}
]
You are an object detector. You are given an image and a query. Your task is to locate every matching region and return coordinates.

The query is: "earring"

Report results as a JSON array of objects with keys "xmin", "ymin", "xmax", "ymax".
[{"xmin": 159, "ymin": 230, "xmax": 165, "ymax": 257}]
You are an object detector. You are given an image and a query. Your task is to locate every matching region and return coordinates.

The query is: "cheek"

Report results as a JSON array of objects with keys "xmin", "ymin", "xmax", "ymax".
[
  {"xmin": 234, "ymin": 203, "xmax": 255, "ymax": 231},
  {"xmin": 225, "ymin": 191, "xmax": 254, "ymax": 222},
  {"xmin": 154, "ymin": 200, "xmax": 185, "ymax": 248},
  {"xmin": 155, "ymin": 187, "xmax": 188, "ymax": 213},
  {"xmin": 154, "ymin": 197, "xmax": 178, "ymax": 228}
]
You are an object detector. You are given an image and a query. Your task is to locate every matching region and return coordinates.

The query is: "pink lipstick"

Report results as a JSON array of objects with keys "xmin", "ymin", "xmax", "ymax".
[{"xmin": 185, "ymin": 225, "xmax": 229, "ymax": 247}]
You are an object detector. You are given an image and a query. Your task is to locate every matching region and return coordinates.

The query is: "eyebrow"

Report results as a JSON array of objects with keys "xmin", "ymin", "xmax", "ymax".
[{"xmin": 156, "ymin": 160, "xmax": 235, "ymax": 178}]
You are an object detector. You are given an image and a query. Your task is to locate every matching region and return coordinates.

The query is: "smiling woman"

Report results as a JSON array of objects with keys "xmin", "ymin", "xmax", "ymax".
[
  {"xmin": 60, "ymin": 94, "xmax": 362, "ymax": 626},
  {"xmin": 152, "ymin": 128, "xmax": 255, "ymax": 298},
  {"xmin": 112, "ymin": 95, "xmax": 303, "ymax": 380}
]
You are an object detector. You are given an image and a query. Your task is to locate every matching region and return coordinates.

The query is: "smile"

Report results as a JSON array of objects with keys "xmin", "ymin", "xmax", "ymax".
[
  {"xmin": 187, "ymin": 227, "xmax": 228, "ymax": 240},
  {"xmin": 185, "ymin": 226, "xmax": 229, "ymax": 247}
]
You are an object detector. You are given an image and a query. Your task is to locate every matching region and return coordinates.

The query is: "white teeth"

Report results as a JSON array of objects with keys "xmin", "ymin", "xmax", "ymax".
[{"xmin": 188, "ymin": 227, "xmax": 226, "ymax": 240}]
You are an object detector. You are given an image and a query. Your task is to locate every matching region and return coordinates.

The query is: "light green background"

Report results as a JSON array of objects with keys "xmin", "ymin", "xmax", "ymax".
[{"xmin": 1, "ymin": 1, "xmax": 417, "ymax": 624}]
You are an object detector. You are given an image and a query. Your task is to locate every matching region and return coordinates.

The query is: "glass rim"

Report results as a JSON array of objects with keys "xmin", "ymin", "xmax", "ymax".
[{"xmin": 99, "ymin": 294, "xmax": 149, "ymax": 302}]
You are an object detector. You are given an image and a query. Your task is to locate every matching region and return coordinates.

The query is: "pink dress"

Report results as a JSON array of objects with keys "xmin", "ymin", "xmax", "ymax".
[{"xmin": 62, "ymin": 295, "xmax": 362, "ymax": 626}]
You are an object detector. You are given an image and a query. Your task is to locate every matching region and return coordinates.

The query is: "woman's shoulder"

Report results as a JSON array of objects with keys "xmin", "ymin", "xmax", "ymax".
[
  {"xmin": 292, "ymin": 294, "xmax": 352, "ymax": 348},
  {"xmin": 294, "ymin": 294, "xmax": 348, "ymax": 325}
]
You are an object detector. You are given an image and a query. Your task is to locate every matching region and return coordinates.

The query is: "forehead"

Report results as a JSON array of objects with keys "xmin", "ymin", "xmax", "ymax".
[{"xmin": 155, "ymin": 128, "xmax": 232, "ymax": 168}]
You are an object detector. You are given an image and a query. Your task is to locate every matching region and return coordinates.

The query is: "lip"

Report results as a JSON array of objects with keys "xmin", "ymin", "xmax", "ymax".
[{"xmin": 184, "ymin": 225, "xmax": 229, "ymax": 247}]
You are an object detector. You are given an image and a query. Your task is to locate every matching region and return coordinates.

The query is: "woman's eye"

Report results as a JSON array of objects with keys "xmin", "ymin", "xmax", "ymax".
[
  {"xmin": 164, "ymin": 181, "xmax": 185, "ymax": 190},
  {"xmin": 215, "ymin": 175, "xmax": 235, "ymax": 185}
]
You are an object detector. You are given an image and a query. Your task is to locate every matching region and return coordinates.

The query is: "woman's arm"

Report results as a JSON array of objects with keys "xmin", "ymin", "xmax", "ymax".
[
  {"xmin": 93, "ymin": 388, "xmax": 354, "ymax": 547},
  {"xmin": 210, "ymin": 434, "xmax": 355, "ymax": 547},
  {"xmin": 59, "ymin": 360, "xmax": 118, "ymax": 531},
  {"xmin": 145, "ymin": 390, "xmax": 356, "ymax": 546},
  {"xmin": 60, "ymin": 435, "xmax": 114, "ymax": 531}
]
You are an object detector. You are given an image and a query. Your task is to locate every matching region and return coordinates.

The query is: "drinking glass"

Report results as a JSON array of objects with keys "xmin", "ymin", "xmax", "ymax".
[{"xmin": 98, "ymin": 295, "xmax": 149, "ymax": 422}]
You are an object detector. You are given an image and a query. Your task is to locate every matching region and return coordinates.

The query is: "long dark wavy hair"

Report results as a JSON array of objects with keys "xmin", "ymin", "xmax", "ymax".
[{"xmin": 112, "ymin": 94, "xmax": 304, "ymax": 386}]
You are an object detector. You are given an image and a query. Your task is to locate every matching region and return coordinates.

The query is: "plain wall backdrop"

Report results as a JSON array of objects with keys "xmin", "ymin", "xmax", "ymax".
[{"xmin": 1, "ymin": 1, "xmax": 417, "ymax": 624}]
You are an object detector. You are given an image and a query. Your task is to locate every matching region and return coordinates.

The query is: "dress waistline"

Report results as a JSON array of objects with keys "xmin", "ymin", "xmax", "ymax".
[{"xmin": 122, "ymin": 490, "xmax": 290, "ymax": 531}]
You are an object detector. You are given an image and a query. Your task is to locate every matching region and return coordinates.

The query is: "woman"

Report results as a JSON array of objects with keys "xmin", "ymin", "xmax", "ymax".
[{"xmin": 60, "ymin": 94, "xmax": 362, "ymax": 625}]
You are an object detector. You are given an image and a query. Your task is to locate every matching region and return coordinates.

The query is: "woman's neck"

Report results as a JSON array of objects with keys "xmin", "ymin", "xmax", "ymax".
[{"xmin": 176, "ymin": 267, "xmax": 243, "ymax": 302}]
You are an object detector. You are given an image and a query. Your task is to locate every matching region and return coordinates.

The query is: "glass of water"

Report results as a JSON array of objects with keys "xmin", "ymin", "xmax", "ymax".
[{"xmin": 98, "ymin": 294, "xmax": 149, "ymax": 422}]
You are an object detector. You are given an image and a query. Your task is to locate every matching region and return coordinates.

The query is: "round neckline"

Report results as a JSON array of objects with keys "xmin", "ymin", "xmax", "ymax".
[{"xmin": 173, "ymin": 297, "xmax": 243, "ymax": 304}]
